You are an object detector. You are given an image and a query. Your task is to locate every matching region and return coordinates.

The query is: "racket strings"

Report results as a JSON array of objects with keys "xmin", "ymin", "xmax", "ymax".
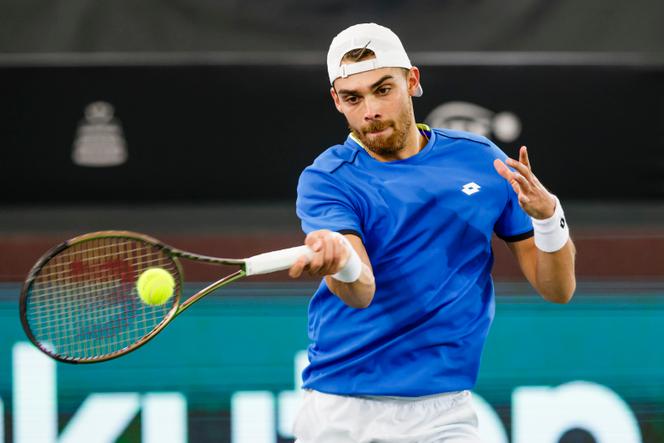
[
  {"xmin": 33, "ymin": 246, "xmax": 166, "ymax": 281},
  {"xmin": 25, "ymin": 237, "xmax": 180, "ymax": 361}
]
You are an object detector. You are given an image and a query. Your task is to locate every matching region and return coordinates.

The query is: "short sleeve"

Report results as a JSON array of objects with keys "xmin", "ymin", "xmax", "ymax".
[
  {"xmin": 490, "ymin": 144, "xmax": 534, "ymax": 242},
  {"xmin": 296, "ymin": 167, "xmax": 364, "ymax": 241}
]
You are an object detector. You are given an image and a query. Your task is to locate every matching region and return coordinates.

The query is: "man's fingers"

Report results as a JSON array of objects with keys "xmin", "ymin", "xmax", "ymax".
[
  {"xmin": 519, "ymin": 146, "xmax": 531, "ymax": 170},
  {"xmin": 304, "ymin": 232, "xmax": 324, "ymax": 274},
  {"xmin": 308, "ymin": 245, "xmax": 324, "ymax": 274},
  {"xmin": 322, "ymin": 234, "xmax": 336, "ymax": 274},
  {"xmin": 493, "ymin": 159, "xmax": 513, "ymax": 181},
  {"xmin": 511, "ymin": 172, "xmax": 533, "ymax": 195},
  {"xmin": 288, "ymin": 256, "xmax": 307, "ymax": 278},
  {"xmin": 511, "ymin": 180, "xmax": 522, "ymax": 196},
  {"xmin": 505, "ymin": 157, "xmax": 532, "ymax": 180},
  {"xmin": 307, "ymin": 233, "xmax": 338, "ymax": 276},
  {"xmin": 495, "ymin": 158, "xmax": 530, "ymax": 200},
  {"xmin": 497, "ymin": 147, "xmax": 555, "ymax": 216},
  {"xmin": 305, "ymin": 232, "xmax": 323, "ymax": 251}
]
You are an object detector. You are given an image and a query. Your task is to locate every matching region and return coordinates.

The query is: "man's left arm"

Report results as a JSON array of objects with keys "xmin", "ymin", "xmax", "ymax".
[{"xmin": 494, "ymin": 146, "xmax": 577, "ymax": 303}]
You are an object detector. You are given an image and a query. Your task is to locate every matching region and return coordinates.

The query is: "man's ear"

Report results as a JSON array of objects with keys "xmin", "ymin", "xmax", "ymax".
[
  {"xmin": 330, "ymin": 86, "xmax": 344, "ymax": 113},
  {"xmin": 407, "ymin": 67, "xmax": 421, "ymax": 97}
]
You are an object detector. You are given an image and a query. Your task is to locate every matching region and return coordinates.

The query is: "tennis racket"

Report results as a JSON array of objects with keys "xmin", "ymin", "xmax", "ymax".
[{"xmin": 19, "ymin": 230, "xmax": 313, "ymax": 364}]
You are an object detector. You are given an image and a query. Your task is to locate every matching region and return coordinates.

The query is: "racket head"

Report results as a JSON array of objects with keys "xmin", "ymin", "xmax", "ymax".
[{"xmin": 19, "ymin": 231, "xmax": 184, "ymax": 363}]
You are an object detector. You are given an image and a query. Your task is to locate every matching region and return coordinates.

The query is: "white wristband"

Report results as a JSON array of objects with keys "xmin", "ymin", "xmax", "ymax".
[
  {"xmin": 331, "ymin": 232, "xmax": 363, "ymax": 283},
  {"xmin": 532, "ymin": 195, "xmax": 569, "ymax": 253}
]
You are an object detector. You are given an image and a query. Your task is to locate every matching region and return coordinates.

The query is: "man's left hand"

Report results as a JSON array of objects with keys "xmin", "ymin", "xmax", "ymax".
[{"xmin": 493, "ymin": 146, "xmax": 556, "ymax": 220}]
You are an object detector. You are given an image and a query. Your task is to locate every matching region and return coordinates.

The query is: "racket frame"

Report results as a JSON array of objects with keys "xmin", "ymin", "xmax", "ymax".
[{"xmin": 19, "ymin": 230, "xmax": 250, "ymax": 364}]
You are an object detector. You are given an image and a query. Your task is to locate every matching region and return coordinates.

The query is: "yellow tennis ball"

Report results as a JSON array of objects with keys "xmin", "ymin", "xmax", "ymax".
[{"xmin": 136, "ymin": 268, "xmax": 175, "ymax": 306}]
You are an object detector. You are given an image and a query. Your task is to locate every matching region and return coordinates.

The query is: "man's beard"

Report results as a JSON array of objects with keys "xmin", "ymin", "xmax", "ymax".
[{"xmin": 350, "ymin": 102, "xmax": 413, "ymax": 157}]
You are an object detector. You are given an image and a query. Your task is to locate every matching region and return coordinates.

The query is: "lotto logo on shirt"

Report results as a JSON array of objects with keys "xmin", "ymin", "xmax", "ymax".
[{"xmin": 462, "ymin": 182, "xmax": 481, "ymax": 196}]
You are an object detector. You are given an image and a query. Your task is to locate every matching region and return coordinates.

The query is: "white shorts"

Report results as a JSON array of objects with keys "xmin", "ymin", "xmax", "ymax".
[{"xmin": 293, "ymin": 389, "xmax": 482, "ymax": 443}]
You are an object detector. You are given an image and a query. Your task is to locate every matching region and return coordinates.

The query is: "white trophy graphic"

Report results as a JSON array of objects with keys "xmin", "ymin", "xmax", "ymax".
[{"xmin": 72, "ymin": 101, "xmax": 128, "ymax": 167}]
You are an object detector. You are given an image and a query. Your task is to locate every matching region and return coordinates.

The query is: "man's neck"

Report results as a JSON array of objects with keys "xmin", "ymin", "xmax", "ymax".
[{"xmin": 369, "ymin": 120, "xmax": 426, "ymax": 162}]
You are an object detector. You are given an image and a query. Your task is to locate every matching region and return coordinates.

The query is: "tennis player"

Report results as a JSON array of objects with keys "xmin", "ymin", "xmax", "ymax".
[{"xmin": 288, "ymin": 23, "xmax": 576, "ymax": 443}]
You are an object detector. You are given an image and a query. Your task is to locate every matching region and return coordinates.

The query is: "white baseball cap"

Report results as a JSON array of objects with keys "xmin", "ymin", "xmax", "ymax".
[{"xmin": 327, "ymin": 23, "xmax": 423, "ymax": 97}]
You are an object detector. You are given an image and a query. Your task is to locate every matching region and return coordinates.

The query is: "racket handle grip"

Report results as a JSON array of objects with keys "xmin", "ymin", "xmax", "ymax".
[{"xmin": 244, "ymin": 245, "xmax": 314, "ymax": 276}]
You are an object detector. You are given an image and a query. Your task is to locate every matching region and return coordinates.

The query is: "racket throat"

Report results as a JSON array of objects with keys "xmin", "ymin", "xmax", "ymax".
[{"xmin": 175, "ymin": 269, "xmax": 246, "ymax": 315}]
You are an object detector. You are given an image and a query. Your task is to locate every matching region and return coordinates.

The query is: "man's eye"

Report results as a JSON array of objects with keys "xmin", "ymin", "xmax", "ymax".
[
  {"xmin": 377, "ymin": 87, "xmax": 391, "ymax": 95},
  {"xmin": 345, "ymin": 96, "xmax": 359, "ymax": 104}
]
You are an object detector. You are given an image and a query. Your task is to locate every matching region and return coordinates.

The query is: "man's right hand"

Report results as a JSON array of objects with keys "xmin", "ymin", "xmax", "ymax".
[
  {"xmin": 288, "ymin": 229, "xmax": 376, "ymax": 308},
  {"xmin": 288, "ymin": 229, "xmax": 349, "ymax": 278}
]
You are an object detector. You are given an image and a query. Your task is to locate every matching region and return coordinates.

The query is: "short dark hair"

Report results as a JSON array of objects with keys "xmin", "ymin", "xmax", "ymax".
[{"xmin": 341, "ymin": 48, "xmax": 376, "ymax": 63}]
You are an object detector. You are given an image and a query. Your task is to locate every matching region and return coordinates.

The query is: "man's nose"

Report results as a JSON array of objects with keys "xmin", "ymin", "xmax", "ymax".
[{"xmin": 363, "ymin": 96, "xmax": 381, "ymax": 121}]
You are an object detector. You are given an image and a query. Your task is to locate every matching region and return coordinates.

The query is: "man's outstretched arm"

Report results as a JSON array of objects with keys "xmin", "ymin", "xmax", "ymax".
[{"xmin": 494, "ymin": 146, "xmax": 577, "ymax": 303}]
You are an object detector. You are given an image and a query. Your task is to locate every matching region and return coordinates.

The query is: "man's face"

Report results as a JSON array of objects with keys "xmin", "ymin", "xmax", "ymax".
[{"xmin": 331, "ymin": 66, "xmax": 420, "ymax": 157}]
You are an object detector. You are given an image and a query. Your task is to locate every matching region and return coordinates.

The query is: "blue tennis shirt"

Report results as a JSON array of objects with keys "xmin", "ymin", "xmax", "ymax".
[{"xmin": 296, "ymin": 125, "xmax": 533, "ymax": 396}]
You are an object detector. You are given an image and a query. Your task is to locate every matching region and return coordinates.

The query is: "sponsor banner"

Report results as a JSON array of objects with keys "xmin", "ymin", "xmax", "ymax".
[
  {"xmin": 0, "ymin": 62, "xmax": 663, "ymax": 203},
  {"xmin": 1, "ymin": 283, "xmax": 663, "ymax": 442}
]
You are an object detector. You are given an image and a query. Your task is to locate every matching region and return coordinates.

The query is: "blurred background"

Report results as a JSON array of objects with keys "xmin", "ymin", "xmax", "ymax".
[{"xmin": 1, "ymin": 0, "xmax": 664, "ymax": 442}]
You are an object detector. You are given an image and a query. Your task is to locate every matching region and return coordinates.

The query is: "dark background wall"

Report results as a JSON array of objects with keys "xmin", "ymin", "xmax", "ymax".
[
  {"xmin": 1, "ymin": 59, "xmax": 663, "ymax": 204},
  {"xmin": 1, "ymin": 0, "xmax": 663, "ymax": 52}
]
